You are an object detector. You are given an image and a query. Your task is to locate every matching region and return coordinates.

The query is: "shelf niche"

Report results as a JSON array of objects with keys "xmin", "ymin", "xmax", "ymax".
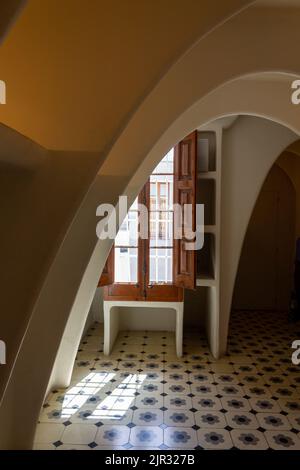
[
  {"xmin": 196, "ymin": 178, "xmax": 215, "ymax": 225},
  {"xmin": 197, "ymin": 233, "xmax": 215, "ymax": 281},
  {"xmin": 197, "ymin": 131, "xmax": 216, "ymax": 173}
]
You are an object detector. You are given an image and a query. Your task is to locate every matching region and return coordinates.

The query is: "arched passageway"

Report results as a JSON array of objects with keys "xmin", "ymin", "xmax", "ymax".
[{"xmin": 233, "ymin": 165, "xmax": 296, "ymax": 312}]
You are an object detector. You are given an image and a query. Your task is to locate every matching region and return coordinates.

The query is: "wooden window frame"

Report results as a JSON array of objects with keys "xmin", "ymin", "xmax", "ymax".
[{"xmin": 99, "ymin": 132, "xmax": 197, "ymax": 300}]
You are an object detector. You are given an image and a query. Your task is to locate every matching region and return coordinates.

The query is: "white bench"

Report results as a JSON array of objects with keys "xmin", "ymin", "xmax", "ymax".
[{"xmin": 103, "ymin": 300, "xmax": 184, "ymax": 357}]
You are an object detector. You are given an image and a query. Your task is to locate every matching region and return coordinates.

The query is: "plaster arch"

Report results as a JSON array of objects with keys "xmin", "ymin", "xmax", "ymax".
[{"xmin": 3, "ymin": 2, "xmax": 300, "ymax": 449}]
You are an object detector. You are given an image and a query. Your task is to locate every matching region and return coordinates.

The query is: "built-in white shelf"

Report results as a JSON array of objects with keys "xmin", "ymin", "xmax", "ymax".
[
  {"xmin": 204, "ymin": 225, "xmax": 216, "ymax": 234},
  {"xmin": 196, "ymin": 275, "xmax": 216, "ymax": 287},
  {"xmin": 195, "ymin": 125, "xmax": 222, "ymax": 358},
  {"xmin": 197, "ymin": 171, "xmax": 217, "ymax": 180}
]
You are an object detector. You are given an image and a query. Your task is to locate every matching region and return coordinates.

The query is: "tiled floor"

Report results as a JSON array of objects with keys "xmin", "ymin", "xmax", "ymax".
[{"xmin": 34, "ymin": 310, "xmax": 300, "ymax": 450}]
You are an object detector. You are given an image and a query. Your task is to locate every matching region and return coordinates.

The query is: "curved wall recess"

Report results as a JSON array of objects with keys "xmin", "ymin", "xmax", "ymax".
[
  {"xmin": 233, "ymin": 165, "xmax": 296, "ymax": 312},
  {"xmin": 2, "ymin": 1, "xmax": 300, "ymax": 449}
]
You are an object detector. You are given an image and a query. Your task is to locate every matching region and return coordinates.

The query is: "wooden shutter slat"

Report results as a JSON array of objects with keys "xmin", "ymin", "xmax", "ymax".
[{"xmin": 173, "ymin": 131, "xmax": 197, "ymax": 289}]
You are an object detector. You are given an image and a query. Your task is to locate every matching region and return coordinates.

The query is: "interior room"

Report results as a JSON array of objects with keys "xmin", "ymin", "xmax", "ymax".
[
  {"xmin": 1, "ymin": 0, "xmax": 300, "ymax": 454},
  {"xmin": 33, "ymin": 116, "xmax": 300, "ymax": 450}
]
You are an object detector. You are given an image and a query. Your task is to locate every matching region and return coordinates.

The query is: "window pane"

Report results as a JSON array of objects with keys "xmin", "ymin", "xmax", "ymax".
[
  {"xmin": 114, "ymin": 247, "xmax": 138, "ymax": 283},
  {"xmin": 149, "ymin": 175, "xmax": 173, "ymax": 211},
  {"xmin": 152, "ymin": 148, "xmax": 174, "ymax": 174},
  {"xmin": 150, "ymin": 212, "xmax": 173, "ymax": 247},
  {"xmin": 115, "ymin": 211, "xmax": 138, "ymax": 246},
  {"xmin": 149, "ymin": 248, "xmax": 172, "ymax": 284}
]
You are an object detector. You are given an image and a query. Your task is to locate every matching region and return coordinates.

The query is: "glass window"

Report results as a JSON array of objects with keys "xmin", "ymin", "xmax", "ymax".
[
  {"xmin": 152, "ymin": 148, "xmax": 174, "ymax": 174},
  {"xmin": 149, "ymin": 152, "xmax": 174, "ymax": 284},
  {"xmin": 114, "ymin": 197, "xmax": 138, "ymax": 283},
  {"xmin": 113, "ymin": 150, "xmax": 174, "ymax": 285},
  {"xmin": 114, "ymin": 247, "xmax": 138, "ymax": 283},
  {"xmin": 149, "ymin": 248, "xmax": 172, "ymax": 283}
]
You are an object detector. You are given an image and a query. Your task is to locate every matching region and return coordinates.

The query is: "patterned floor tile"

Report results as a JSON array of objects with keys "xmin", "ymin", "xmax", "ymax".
[
  {"xmin": 195, "ymin": 410, "xmax": 227, "ymax": 428},
  {"xmin": 216, "ymin": 384, "xmax": 245, "ymax": 397},
  {"xmin": 34, "ymin": 423, "xmax": 65, "ymax": 444},
  {"xmin": 33, "ymin": 443, "xmax": 58, "ymax": 450},
  {"xmin": 220, "ymin": 397, "xmax": 251, "ymax": 412},
  {"xmin": 76, "ymin": 408, "xmax": 133, "ymax": 426},
  {"xmin": 62, "ymin": 423, "xmax": 97, "ymax": 445},
  {"xmin": 143, "ymin": 353, "xmax": 165, "ymax": 362},
  {"xmin": 209, "ymin": 364, "xmax": 235, "ymax": 374},
  {"xmin": 264, "ymin": 430, "xmax": 300, "ymax": 450},
  {"xmin": 249, "ymin": 397, "xmax": 281, "ymax": 413},
  {"xmin": 262, "ymin": 375, "xmax": 291, "ymax": 386},
  {"xmin": 256, "ymin": 413, "xmax": 291, "ymax": 430},
  {"xmin": 278, "ymin": 399, "xmax": 300, "ymax": 413},
  {"xmin": 213, "ymin": 374, "xmax": 240, "ymax": 385},
  {"xmin": 164, "ymin": 372, "xmax": 190, "ymax": 382},
  {"xmin": 129, "ymin": 426, "xmax": 163, "ymax": 447},
  {"xmin": 242, "ymin": 385, "xmax": 272, "ymax": 398},
  {"xmin": 56, "ymin": 444, "xmax": 93, "ymax": 450},
  {"xmin": 225, "ymin": 411, "xmax": 259, "ymax": 430},
  {"xmin": 95, "ymin": 425, "xmax": 130, "ymax": 446},
  {"xmin": 164, "ymin": 410, "xmax": 195, "ymax": 427},
  {"xmin": 191, "ymin": 383, "xmax": 217, "ymax": 395},
  {"xmin": 192, "ymin": 395, "xmax": 222, "ymax": 411},
  {"xmin": 163, "ymin": 362, "xmax": 187, "ymax": 372},
  {"xmin": 139, "ymin": 382, "xmax": 163, "ymax": 394},
  {"xmin": 236, "ymin": 374, "xmax": 264, "ymax": 386},
  {"xmin": 164, "ymin": 382, "xmax": 190, "ymax": 395},
  {"xmin": 269, "ymin": 385, "xmax": 299, "ymax": 399},
  {"xmin": 164, "ymin": 427, "xmax": 197, "ymax": 449},
  {"xmin": 233, "ymin": 364, "xmax": 258, "ymax": 374},
  {"xmin": 197, "ymin": 429, "xmax": 233, "ymax": 449},
  {"xmin": 133, "ymin": 409, "xmax": 163, "ymax": 426},
  {"xmin": 287, "ymin": 412, "xmax": 300, "ymax": 430},
  {"xmin": 164, "ymin": 395, "xmax": 193, "ymax": 410},
  {"xmin": 135, "ymin": 394, "xmax": 164, "ymax": 409},
  {"xmin": 230, "ymin": 429, "xmax": 269, "ymax": 450},
  {"xmin": 140, "ymin": 371, "xmax": 164, "ymax": 382}
]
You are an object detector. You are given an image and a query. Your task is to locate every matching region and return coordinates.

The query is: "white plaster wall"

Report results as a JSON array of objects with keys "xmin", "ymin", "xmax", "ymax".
[
  {"xmin": 117, "ymin": 307, "xmax": 176, "ymax": 332},
  {"xmin": 89, "ymin": 287, "xmax": 104, "ymax": 323}
]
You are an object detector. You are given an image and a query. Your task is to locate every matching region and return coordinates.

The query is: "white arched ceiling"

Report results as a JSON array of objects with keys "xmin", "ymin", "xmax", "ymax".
[{"xmin": 2, "ymin": 0, "xmax": 300, "ymax": 449}]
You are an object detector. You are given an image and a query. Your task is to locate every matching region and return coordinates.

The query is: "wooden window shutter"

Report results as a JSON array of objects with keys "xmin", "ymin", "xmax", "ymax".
[
  {"xmin": 173, "ymin": 131, "xmax": 197, "ymax": 289},
  {"xmin": 98, "ymin": 247, "xmax": 114, "ymax": 286}
]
